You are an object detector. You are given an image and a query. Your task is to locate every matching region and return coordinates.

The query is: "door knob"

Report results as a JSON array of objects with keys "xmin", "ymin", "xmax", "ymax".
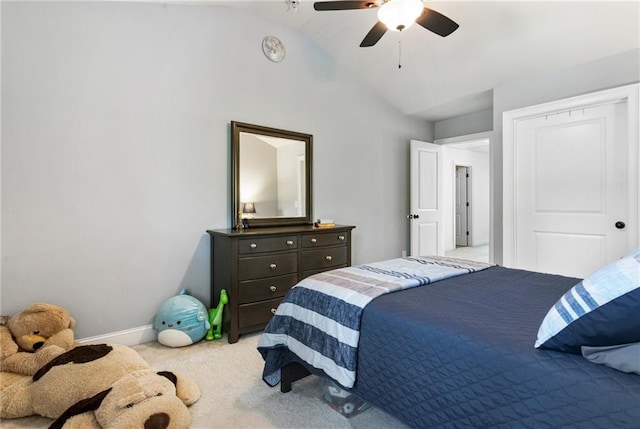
[
  {"xmin": 407, "ymin": 214, "xmax": 420, "ymax": 220},
  {"xmin": 615, "ymin": 221, "xmax": 626, "ymax": 229}
]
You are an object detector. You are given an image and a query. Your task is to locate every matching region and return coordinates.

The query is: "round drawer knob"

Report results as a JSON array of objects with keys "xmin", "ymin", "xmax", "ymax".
[
  {"xmin": 271, "ymin": 308, "xmax": 277, "ymax": 315},
  {"xmin": 270, "ymin": 285, "xmax": 277, "ymax": 292},
  {"xmin": 269, "ymin": 263, "xmax": 277, "ymax": 270},
  {"xmin": 286, "ymin": 240, "xmax": 294, "ymax": 245},
  {"xmin": 325, "ymin": 255, "xmax": 333, "ymax": 261},
  {"xmin": 338, "ymin": 235, "xmax": 345, "ymax": 241},
  {"xmin": 250, "ymin": 243, "xmax": 257, "ymax": 249},
  {"xmin": 311, "ymin": 238, "xmax": 317, "ymax": 243}
]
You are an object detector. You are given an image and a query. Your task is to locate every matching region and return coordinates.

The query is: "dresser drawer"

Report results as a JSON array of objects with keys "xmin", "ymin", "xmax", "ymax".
[
  {"xmin": 238, "ymin": 298, "xmax": 282, "ymax": 329},
  {"xmin": 301, "ymin": 231, "xmax": 348, "ymax": 248},
  {"xmin": 302, "ymin": 246, "xmax": 347, "ymax": 271},
  {"xmin": 239, "ymin": 253, "xmax": 297, "ymax": 280},
  {"xmin": 238, "ymin": 236, "xmax": 297, "ymax": 254},
  {"xmin": 239, "ymin": 273, "xmax": 297, "ymax": 303}
]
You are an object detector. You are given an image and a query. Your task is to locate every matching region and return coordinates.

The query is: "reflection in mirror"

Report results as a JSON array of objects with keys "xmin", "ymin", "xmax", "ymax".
[
  {"xmin": 239, "ymin": 133, "xmax": 306, "ymax": 218},
  {"xmin": 231, "ymin": 121, "xmax": 312, "ymax": 228}
]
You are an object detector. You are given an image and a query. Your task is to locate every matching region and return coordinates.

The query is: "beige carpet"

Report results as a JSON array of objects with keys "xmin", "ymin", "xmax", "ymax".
[{"xmin": 1, "ymin": 332, "xmax": 408, "ymax": 428}]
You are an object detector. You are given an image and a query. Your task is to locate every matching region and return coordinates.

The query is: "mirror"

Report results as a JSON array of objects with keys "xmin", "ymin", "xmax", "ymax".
[{"xmin": 231, "ymin": 121, "xmax": 313, "ymax": 228}]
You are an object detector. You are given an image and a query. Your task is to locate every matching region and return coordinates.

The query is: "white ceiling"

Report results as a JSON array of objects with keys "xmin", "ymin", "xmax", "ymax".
[{"xmin": 211, "ymin": 1, "xmax": 637, "ymax": 121}]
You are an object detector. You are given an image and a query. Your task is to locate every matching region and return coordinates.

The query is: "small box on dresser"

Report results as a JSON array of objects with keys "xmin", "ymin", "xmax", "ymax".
[{"xmin": 207, "ymin": 224, "xmax": 355, "ymax": 343}]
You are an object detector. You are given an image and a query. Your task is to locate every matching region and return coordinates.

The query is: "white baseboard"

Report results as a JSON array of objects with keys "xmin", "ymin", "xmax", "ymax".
[{"xmin": 78, "ymin": 325, "xmax": 156, "ymax": 347}]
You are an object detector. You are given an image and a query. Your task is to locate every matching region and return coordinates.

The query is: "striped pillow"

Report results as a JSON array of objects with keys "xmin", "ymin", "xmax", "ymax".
[{"xmin": 535, "ymin": 248, "xmax": 640, "ymax": 353}]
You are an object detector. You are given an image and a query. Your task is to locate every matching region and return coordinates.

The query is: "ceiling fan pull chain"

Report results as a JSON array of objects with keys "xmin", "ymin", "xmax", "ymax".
[{"xmin": 398, "ymin": 38, "xmax": 402, "ymax": 69}]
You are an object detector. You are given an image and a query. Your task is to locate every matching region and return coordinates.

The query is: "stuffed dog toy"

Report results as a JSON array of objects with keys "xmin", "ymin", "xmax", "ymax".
[
  {"xmin": 0, "ymin": 303, "xmax": 77, "ymax": 375},
  {"xmin": 1, "ymin": 343, "xmax": 200, "ymax": 428}
]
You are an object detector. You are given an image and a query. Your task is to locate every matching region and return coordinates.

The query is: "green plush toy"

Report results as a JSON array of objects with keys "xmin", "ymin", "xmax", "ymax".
[{"xmin": 206, "ymin": 289, "xmax": 228, "ymax": 341}]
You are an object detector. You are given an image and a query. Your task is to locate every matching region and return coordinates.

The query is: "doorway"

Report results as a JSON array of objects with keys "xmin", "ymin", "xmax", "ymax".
[
  {"xmin": 296, "ymin": 155, "xmax": 305, "ymax": 217},
  {"xmin": 436, "ymin": 133, "xmax": 491, "ymax": 261},
  {"xmin": 410, "ymin": 134, "xmax": 490, "ymax": 262}
]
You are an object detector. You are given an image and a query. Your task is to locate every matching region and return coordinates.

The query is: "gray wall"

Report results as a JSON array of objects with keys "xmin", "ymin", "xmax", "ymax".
[
  {"xmin": 1, "ymin": 2, "xmax": 432, "ymax": 338},
  {"xmin": 434, "ymin": 108, "xmax": 493, "ymax": 141}
]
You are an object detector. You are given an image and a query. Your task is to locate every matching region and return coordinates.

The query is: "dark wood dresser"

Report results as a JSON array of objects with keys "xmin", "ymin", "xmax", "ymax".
[{"xmin": 206, "ymin": 224, "xmax": 355, "ymax": 343}]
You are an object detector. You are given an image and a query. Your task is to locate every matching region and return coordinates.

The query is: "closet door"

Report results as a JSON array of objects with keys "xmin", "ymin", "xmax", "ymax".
[
  {"xmin": 515, "ymin": 102, "xmax": 628, "ymax": 277},
  {"xmin": 503, "ymin": 84, "xmax": 639, "ymax": 278}
]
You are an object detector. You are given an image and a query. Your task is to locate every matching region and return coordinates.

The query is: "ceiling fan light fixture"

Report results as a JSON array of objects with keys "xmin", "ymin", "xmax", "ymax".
[{"xmin": 377, "ymin": 0, "xmax": 423, "ymax": 32}]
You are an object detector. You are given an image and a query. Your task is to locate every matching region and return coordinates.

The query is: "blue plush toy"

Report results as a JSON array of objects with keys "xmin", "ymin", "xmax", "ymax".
[{"xmin": 153, "ymin": 289, "xmax": 210, "ymax": 347}]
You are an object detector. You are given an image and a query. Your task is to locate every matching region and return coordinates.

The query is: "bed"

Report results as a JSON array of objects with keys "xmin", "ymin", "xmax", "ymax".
[{"xmin": 258, "ymin": 255, "xmax": 640, "ymax": 428}]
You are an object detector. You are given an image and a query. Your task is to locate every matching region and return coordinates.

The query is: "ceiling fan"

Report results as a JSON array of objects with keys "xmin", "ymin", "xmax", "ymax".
[{"xmin": 313, "ymin": 0, "xmax": 459, "ymax": 47}]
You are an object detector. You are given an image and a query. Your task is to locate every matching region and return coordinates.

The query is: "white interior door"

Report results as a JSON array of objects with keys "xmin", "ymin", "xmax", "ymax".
[
  {"xmin": 455, "ymin": 166, "xmax": 469, "ymax": 247},
  {"xmin": 513, "ymin": 101, "xmax": 632, "ymax": 278},
  {"xmin": 410, "ymin": 140, "xmax": 444, "ymax": 256}
]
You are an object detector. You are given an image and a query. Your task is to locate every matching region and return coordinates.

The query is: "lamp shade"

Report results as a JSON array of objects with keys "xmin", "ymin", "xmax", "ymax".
[
  {"xmin": 377, "ymin": 0, "xmax": 423, "ymax": 32},
  {"xmin": 242, "ymin": 202, "xmax": 256, "ymax": 214}
]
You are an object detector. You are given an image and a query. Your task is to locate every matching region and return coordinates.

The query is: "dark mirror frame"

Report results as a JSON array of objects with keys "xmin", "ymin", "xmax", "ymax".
[{"xmin": 231, "ymin": 121, "xmax": 313, "ymax": 228}]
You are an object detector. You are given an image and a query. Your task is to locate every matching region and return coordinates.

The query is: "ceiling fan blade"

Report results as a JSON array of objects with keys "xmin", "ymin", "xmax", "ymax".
[
  {"xmin": 415, "ymin": 7, "xmax": 459, "ymax": 37},
  {"xmin": 360, "ymin": 21, "xmax": 387, "ymax": 47},
  {"xmin": 314, "ymin": 1, "xmax": 378, "ymax": 11}
]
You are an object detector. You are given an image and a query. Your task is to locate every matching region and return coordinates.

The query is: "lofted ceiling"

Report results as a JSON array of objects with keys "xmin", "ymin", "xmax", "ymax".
[{"xmin": 216, "ymin": 1, "xmax": 638, "ymax": 121}]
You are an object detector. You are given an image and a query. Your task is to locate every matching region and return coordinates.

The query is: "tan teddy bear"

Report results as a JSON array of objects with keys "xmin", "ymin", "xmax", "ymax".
[
  {"xmin": 0, "ymin": 303, "xmax": 77, "ymax": 375},
  {"xmin": 1, "ymin": 343, "xmax": 200, "ymax": 429}
]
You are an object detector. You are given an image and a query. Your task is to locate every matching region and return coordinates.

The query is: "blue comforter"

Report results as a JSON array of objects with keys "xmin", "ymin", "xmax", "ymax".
[
  {"xmin": 353, "ymin": 266, "xmax": 640, "ymax": 427},
  {"xmin": 257, "ymin": 256, "xmax": 492, "ymax": 388}
]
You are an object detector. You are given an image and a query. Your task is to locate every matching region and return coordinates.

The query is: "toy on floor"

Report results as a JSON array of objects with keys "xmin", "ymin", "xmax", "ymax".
[
  {"xmin": 0, "ymin": 303, "xmax": 77, "ymax": 376},
  {"xmin": 322, "ymin": 379, "xmax": 371, "ymax": 418},
  {"xmin": 206, "ymin": 289, "xmax": 228, "ymax": 341},
  {"xmin": 154, "ymin": 289, "xmax": 210, "ymax": 347},
  {"xmin": 0, "ymin": 343, "xmax": 200, "ymax": 428}
]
